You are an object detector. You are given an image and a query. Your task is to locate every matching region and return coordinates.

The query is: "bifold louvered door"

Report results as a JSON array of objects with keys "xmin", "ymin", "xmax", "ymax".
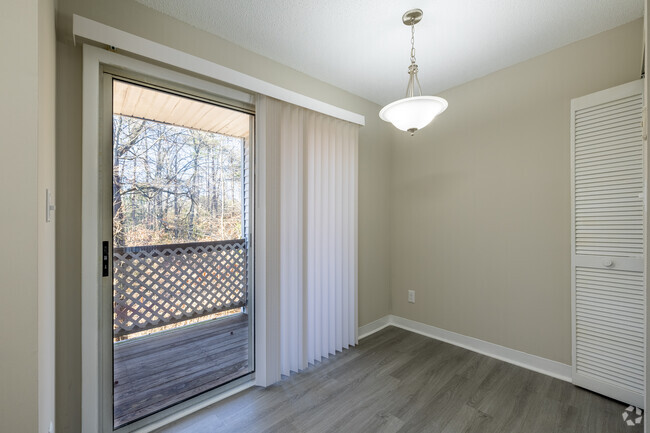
[{"xmin": 571, "ymin": 79, "xmax": 645, "ymax": 408}]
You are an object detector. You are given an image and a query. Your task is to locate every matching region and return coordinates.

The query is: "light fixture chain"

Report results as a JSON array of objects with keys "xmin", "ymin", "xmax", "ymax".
[
  {"xmin": 410, "ymin": 22, "xmax": 416, "ymax": 64},
  {"xmin": 405, "ymin": 19, "xmax": 421, "ymax": 98}
]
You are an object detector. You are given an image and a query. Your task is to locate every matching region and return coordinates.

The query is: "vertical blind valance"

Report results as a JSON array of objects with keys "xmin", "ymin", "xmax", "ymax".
[{"xmin": 260, "ymin": 97, "xmax": 358, "ymax": 379}]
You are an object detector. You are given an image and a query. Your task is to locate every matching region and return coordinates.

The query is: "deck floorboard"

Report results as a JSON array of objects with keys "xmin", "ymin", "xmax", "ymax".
[{"xmin": 113, "ymin": 313, "xmax": 249, "ymax": 428}]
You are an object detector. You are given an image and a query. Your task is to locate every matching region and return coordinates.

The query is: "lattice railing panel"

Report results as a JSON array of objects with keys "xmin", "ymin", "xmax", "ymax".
[{"xmin": 113, "ymin": 239, "xmax": 247, "ymax": 337}]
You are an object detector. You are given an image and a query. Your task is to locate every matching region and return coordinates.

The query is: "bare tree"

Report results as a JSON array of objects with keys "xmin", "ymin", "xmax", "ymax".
[{"xmin": 112, "ymin": 115, "xmax": 244, "ymax": 247}]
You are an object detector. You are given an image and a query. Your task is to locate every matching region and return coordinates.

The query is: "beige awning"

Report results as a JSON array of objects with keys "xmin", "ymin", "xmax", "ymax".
[{"xmin": 113, "ymin": 80, "xmax": 250, "ymax": 139}]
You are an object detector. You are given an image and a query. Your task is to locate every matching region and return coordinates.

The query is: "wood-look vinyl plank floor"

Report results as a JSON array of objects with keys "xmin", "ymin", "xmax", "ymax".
[{"xmin": 156, "ymin": 326, "xmax": 642, "ymax": 433}]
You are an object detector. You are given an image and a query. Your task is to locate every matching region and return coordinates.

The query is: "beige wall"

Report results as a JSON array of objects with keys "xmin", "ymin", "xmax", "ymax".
[
  {"xmin": 0, "ymin": 1, "xmax": 39, "ymax": 431},
  {"xmin": 39, "ymin": 0, "xmax": 57, "ymax": 431},
  {"xmin": 55, "ymin": 0, "xmax": 392, "ymax": 430},
  {"xmin": 0, "ymin": 0, "xmax": 56, "ymax": 431},
  {"xmin": 389, "ymin": 19, "xmax": 643, "ymax": 365},
  {"xmin": 56, "ymin": 40, "xmax": 83, "ymax": 433}
]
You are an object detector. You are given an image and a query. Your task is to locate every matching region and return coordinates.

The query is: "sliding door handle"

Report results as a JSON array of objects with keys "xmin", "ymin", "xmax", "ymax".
[{"xmin": 103, "ymin": 241, "xmax": 110, "ymax": 277}]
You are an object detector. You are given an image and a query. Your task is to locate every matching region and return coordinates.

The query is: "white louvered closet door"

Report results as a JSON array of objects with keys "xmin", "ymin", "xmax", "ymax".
[{"xmin": 571, "ymin": 79, "xmax": 645, "ymax": 408}]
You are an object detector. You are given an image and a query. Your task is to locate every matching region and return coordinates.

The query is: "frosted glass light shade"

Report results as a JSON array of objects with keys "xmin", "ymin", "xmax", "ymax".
[{"xmin": 379, "ymin": 96, "xmax": 448, "ymax": 133}]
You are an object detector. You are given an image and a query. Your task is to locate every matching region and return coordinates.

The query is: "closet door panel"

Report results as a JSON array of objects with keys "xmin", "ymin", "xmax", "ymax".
[{"xmin": 571, "ymin": 79, "xmax": 645, "ymax": 408}]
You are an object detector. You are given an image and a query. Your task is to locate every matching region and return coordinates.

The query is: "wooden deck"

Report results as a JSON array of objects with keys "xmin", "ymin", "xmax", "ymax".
[{"xmin": 113, "ymin": 313, "xmax": 250, "ymax": 428}]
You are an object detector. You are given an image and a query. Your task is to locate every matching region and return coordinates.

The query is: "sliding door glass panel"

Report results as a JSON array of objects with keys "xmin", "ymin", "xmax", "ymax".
[{"xmin": 110, "ymin": 79, "xmax": 253, "ymax": 428}]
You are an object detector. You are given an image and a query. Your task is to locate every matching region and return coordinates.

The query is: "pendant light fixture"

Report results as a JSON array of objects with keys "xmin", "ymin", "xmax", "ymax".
[{"xmin": 379, "ymin": 9, "xmax": 448, "ymax": 135}]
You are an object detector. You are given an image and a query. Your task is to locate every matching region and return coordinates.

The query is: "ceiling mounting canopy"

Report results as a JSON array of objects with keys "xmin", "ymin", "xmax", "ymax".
[{"xmin": 402, "ymin": 8, "xmax": 423, "ymax": 25}]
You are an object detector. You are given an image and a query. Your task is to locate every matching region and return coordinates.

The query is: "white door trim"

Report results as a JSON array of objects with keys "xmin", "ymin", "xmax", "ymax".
[
  {"xmin": 81, "ymin": 44, "xmax": 257, "ymax": 433},
  {"xmin": 81, "ymin": 43, "xmax": 101, "ymax": 433}
]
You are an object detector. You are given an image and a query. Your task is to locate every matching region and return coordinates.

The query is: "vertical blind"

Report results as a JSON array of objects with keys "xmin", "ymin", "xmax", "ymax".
[{"xmin": 262, "ymin": 97, "xmax": 359, "ymax": 377}]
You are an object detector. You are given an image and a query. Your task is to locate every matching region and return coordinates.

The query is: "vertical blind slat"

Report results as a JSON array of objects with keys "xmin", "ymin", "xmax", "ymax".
[{"xmin": 266, "ymin": 98, "xmax": 358, "ymax": 377}]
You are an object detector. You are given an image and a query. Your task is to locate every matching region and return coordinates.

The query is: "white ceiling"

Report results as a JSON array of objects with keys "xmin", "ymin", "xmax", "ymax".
[{"xmin": 135, "ymin": 0, "xmax": 643, "ymax": 106}]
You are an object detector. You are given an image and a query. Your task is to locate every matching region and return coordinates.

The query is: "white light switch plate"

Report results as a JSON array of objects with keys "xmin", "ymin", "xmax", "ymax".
[
  {"xmin": 408, "ymin": 290, "xmax": 415, "ymax": 303},
  {"xmin": 46, "ymin": 189, "xmax": 55, "ymax": 222}
]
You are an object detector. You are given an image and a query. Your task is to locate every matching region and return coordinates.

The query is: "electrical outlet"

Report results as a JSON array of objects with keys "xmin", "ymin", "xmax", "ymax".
[
  {"xmin": 48, "ymin": 421, "xmax": 54, "ymax": 433},
  {"xmin": 408, "ymin": 290, "xmax": 415, "ymax": 303}
]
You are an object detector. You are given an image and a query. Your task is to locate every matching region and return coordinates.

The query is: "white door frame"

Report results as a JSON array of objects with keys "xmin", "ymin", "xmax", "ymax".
[{"xmin": 81, "ymin": 45, "xmax": 257, "ymax": 433}]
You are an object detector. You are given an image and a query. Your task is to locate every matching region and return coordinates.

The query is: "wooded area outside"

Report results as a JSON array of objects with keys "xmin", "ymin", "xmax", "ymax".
[
  {"xmin": 112, "ymin": 115, "xmax": 245, "ymax": 247},
  {"xmin": 109, "ymin": 82, "xmax": 252, "ymax": 428}
]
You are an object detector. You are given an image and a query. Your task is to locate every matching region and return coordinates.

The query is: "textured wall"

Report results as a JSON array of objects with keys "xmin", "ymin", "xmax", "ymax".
[{"xmin": 389, "ymin": 19, "xmax": 643, "ymax": 365}]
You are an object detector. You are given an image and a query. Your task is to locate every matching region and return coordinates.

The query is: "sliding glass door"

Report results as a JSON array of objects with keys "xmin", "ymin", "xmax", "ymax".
[{"xmin": 102, "ymin": 74, "xmax": 254, "ymax": 429}]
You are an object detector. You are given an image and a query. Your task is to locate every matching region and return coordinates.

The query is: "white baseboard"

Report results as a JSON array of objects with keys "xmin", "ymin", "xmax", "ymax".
[
  {"xmin": 358, "ymin": 315, "xmax": 392, "ymax": 339},
  {"xmin": 359, "ymin": 315, "xmax": 572, "ymax": 382}
]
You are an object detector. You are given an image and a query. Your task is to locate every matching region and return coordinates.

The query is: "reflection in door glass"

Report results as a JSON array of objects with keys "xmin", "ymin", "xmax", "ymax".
[{"xmin": 111, "ymin": 80, "xmax": 252, "ymax": 428}]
